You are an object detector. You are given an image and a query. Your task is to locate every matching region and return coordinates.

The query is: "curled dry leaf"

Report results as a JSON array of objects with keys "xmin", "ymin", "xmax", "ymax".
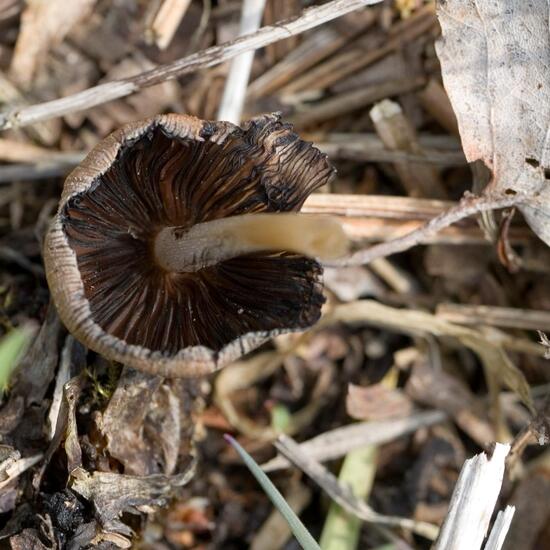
[
  {"xmin": 436, "ymin": 0, "xmax": 550, "ymax": 246},
  {"xmin": 346, "ymin": 382, "xmax": 413, "ymax": 421},
  {"xmin": 70, "ymin": 463, "xmax": 196, "ymax": 534},
  {"xmin": 98, "ymin": 368, "xmax": 163, "ymax": 476},
  {"xmin": 98, "ymin": 369, "xmax": 202, "ymax": 477}
]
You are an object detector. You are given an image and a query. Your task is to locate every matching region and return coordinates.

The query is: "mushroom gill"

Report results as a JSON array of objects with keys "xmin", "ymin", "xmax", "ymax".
[{"xmin": 46, "ymin": 114, "xmax": 341, "ymax": 376}]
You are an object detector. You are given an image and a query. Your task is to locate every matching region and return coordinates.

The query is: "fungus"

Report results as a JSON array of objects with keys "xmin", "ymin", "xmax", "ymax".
[{"xmin": 44, "ymin": 113, "xmax": 346, "ymax": 377}]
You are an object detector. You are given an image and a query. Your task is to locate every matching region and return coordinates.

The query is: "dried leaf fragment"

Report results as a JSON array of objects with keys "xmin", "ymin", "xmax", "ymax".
[
  {"xmin": 346, "ymin": 383, "xmax": 413, "ymax": 421},
  {"xmin": 436, "ymin": 0, "xmax": 550, "ymax": 245},
  {"xmin": 70, "ymin": 463, "xmax": 196, "ymax": 533}
]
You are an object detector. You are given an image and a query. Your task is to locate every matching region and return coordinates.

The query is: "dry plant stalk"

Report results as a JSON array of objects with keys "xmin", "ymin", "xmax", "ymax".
[
  {"xmin": 274, "ymin": 434, "xmax": 439, "ymax": 540},
  {"xmin": 261, "ymin": 409, "xmax": 446, "ymax": 472},
  {"xmin": 0, "ymin": 0, "xmax": 384, "ymax": 130},
  {"xmin": 434, "ymin": 443, "xmax": 513, "ymax": 550},
  {"xmin": 146, "ymin": 0, "xmax": 192, "ymax": 50},
  {"xmin": 217, "ymin": 0, "xmax": 267, "ymax": 123},
  {"xmin": 329, "ymin": 193, "xmax": 521, "ymax": 266},
  {"xmin": 436, "ymin": 304, "xmax": 550, "ymax": 332},
  {"xmin": 370, "ymin": 99, "xmax": 446, "ymax": 199}
]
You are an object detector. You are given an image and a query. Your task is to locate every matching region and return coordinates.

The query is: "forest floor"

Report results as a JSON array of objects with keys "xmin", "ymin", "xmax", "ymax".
[{"xmin": 0, "ymin": 1, "xmax": 549, "ymax": 549}]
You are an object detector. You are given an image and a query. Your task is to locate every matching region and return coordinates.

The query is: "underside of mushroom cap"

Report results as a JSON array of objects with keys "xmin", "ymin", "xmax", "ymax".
[{"xmin": 44, "ymin": 113, "xmax": 334, "ymax": 377}]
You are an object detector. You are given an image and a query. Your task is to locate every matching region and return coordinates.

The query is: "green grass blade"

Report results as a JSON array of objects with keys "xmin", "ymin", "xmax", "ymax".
[
  {"xmin": 0, "ymin": 324, "xmax": 35, "ymax": 393},
  {"xmin": 319, "ymin": 445, "xmax": 378, "ymax": 550},
  {"xmin": 224, "ymin": 434, "xmax": 320, "ymax": 550}
]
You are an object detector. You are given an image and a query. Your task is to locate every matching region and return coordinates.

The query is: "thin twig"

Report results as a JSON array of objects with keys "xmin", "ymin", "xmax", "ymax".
[
  {"xmin": 317, "ymin": 141, "xmax": 466, "ymax": 166},
  {"xmin": 436, "ymin": 303, "xmax": 550, "ymax": 332},
  {"xmin": 327, "ymin": 192, "xmax": 521, "ymax": 266},
  {"xmin": 0, "ymin": 161, "xmax": 81, "ymax": 183},
  {"xmin": 261, "ymin": 409, "xmax": 446, "ymax": 472},
  {"xmin": 303, "ymin": 193, "xmax": 457, "ymax": 218},
  {"xmin": 0, "ymin": 0, "xmax": 383, "ymax": 130}
]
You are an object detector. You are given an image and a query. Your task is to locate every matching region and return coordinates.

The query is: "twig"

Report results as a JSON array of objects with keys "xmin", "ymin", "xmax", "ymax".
[
  {"xmin": 317, "ymin": 140, "xmax": 466, "ymax": 166},
  {"xmin": 274, "ymin": 434, "xmax": 439, "ymax": 540},
  {"xmin": 217, "ymin": 0, "xmax": 267, "ymax": 123},
  {"xmin": 0, "ymin": 138, "xmax": 80, "ymax": 163},
  {"xmin": 288, "ymin": 77, "xmax": 425, "ymax": 128},
  {"xmin": 281, "ymin": 6, "xmax": 436, "ymax": 94},
  {"xmin": 246, "ymin": 18, "xmax": 376, "ymax": 100},
  {"xmin": 0, "ymin": 0, "xmax": 384, "ymax": 130},
  {"xmin": 0, "ymin": 161, "xmax": 80, "ymax": 183},
  {"xmin": 434, "ymin": 443, "xmax": 513, "ymax": 550},
  {"xmin": 147, "ymin": 0, "xmax": 192, "ymax": 50},
  {"xmin": 303, "ymin": 193, "xmax": 456, "ymax": 218},
  {"xmin": 370, "ymin": 99, "xmax": 446, "ymax": 199},
  {"xmin": 327, "ymin": 192, "xmax": 521, "ymax": 266},
  {"xmin": 506, "ymin": 396, "xmax": 550, "ymax": 471},
  {"xmin": 436, "ymin": 303, "xmax": 550, "ymax": 332},
  {"xmin": 261, "ymin": 409, "xmax": 446, "ymax": 472}
]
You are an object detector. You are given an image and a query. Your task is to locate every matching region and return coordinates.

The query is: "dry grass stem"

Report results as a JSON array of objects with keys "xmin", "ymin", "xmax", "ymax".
[
  {"xmin": 436, "ymin": 304, "xmax": 550, "ymax": 332},
  {"xmin": 328, "ymin": 192, "xmax": 522, "ymax": 266},
  {"xmin": 261, "ymin": 410, "xmax": 446, "ymax": 472},
  {"xmin": 288, "ymin": 76, "xmax": 425, "ymax": 128},
  {"xmin": 434, "ymin": 444, "xmax": 513, "ymax": 550},
  {"xmin": 370, "ymin": 99, "xmax": 446, "ymax": 198},
  {"xmin": 146, "ymin": 0, "xmax": 192, "ymax": 50},
  {"xmin": 274, "ymin": 434, "xmax": 440, "ymax": 540},
  {"xmin": 0, "ymin": 0, "xmax": 384, "ymax": 130},
  {"xmin": 217, "ymin": 0, "xmax": 266, "ymax": 123}
]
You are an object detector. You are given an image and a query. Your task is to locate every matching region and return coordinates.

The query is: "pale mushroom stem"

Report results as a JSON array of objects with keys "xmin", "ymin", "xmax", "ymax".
[{"xmin": 154, "ymin": 213, "xmax": 349, "ymax": 273}]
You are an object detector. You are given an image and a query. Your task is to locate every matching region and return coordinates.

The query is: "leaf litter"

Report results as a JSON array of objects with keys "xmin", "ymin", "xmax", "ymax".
[{"xmin": 0, "ymin": 0, "xmax": 549, "ymax": 548}]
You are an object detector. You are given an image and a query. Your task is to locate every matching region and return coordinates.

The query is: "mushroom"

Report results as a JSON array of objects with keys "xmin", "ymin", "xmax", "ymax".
[{"xmin": 44, "ymin": 113, "xmax": 346, "ymax": 377}]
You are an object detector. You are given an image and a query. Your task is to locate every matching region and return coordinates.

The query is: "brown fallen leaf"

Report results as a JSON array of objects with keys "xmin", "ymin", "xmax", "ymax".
[
  {"xmin": 97, "ymin": 367, "xmax": 164, "ymax": 476},
  {"xmin": 9, "ymin": 528, "xmax": 49, "ymax": 550},
  {"xmin": 97, "ymin": 368, "xmax": 202, "ymax": 477},
  {"xmin": 346, "ymin": 382, "xmax": 413, "ymax": 421},
  {"xmin": 405, "ymin": 356, "xmax": 495, "ymax": 447},
  {"xmin": 436, "ymin": 0, "xmax": 550, "ymax": 246},
  {"xmin": 70, "ymin": 463, "xmax": 196, "ymax": 535}
]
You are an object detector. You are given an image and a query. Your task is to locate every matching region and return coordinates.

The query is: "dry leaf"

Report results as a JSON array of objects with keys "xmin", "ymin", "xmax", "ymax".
[
  {"xmin": 436, "ymin": 0, "xmax": 550, "ymax": 246},
  {"xmin": 71, "ymin": 464, "xmax": 196, "ymax": 534},
  {"xmin": 98, "ymin": 368, "xmax": 164, "ymax": 476},
  {"xmin": 405, "ymin": 357, "xmax": 495, "ymax": 446},
  {"xmin": 346, "ymin": 383, "xmax": 413, "ymax": 421}
]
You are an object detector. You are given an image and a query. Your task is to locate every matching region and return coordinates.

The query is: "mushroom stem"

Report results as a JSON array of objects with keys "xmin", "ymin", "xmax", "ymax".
[{"xmin": 154, "ymin": 213, "xmax": 349, "ymax": 272}]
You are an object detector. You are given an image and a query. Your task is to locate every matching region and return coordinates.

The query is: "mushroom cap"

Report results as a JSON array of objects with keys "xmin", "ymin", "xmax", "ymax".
[{"xmin": 44, "ymin": 113, "xmax": 334, "ymax": 377}]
